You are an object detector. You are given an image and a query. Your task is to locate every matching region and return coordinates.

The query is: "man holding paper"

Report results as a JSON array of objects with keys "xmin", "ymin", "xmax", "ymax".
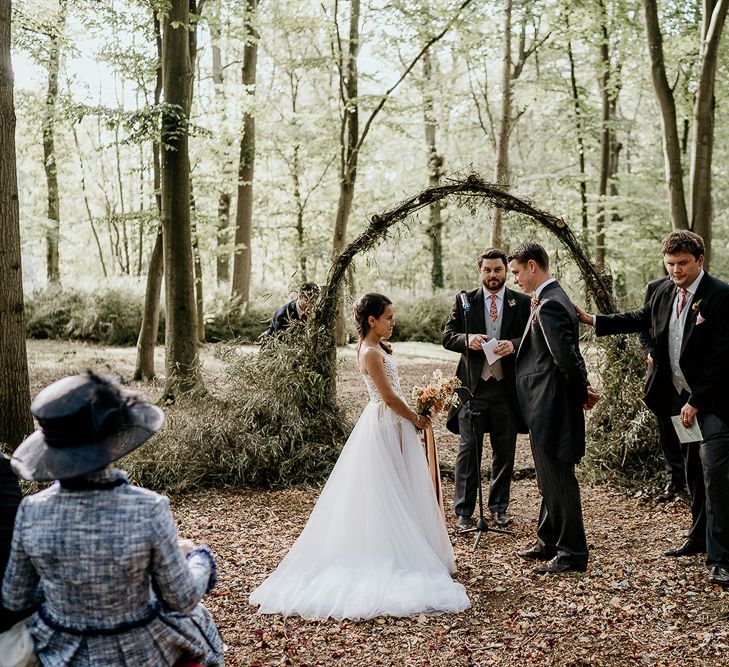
[
  {"xmin": 574, "ymin": 230, "xmax": 729, "ymax": 587},
  {"xmin": 442, "ymin": 248, "xmax": 531, "ymax": 529}
]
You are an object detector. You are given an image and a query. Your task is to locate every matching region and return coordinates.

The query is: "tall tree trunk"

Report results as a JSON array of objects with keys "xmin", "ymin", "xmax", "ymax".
[
  {"xmin": 0, "ymin": 0, "xmax": 33, "ymax": 448},
  {"xmin": 231, "ymin": 0, "xmax": 258, "ymax": 308},
  {"xmin": 566, "ymin": 33, "xmax": 589, "ymax": 246},
  {"xmin": 211, "ymin": 0, "xmax": 231, "ymax": 285},
  {"xmin": 292, "ymin": 143, "xmax": 307, "ymax": 279},
  {"xmin": 422, "ymin": 50, "xmax": 444, "ymax": 290},
  {"xmin": 642, "ymin": 0, "xmax": 689, "ymax": 230},
  {"xmin": 689, "ymin": 0, "xmax": 728, "ymax": 266},
  {"xmin": 491, "ymin": 0, "xmax": 513, "ymax": 249},
  {"xmin": 595, "ymin": 3, "xmax": 612, "ymax": 273},
  {"xmin": 42, "ymin": 0, "xmax": 67, "ymax": 285},
  {"xmin": 161, "ymin": 0, "xmax": 200, "ymax": 395},
  {"xmin": 332, "ymin": 0, "xmax": 360, "ymax": 345},
  {"xmin": 190, "ymin": 184, "xmax": 205, "ymax": 343},
  {"xmin": 134, "ymin": 10, "xmax": 165, "ymax": 381}
]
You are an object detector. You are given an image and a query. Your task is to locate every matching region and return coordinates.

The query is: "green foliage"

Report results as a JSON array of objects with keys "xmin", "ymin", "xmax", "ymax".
[
  {"xmin": 389, "ymin": 293, "xmax": 452, "ymax": 344},
  {"xmin": 24, "ymin": 287, "xmax": 162, "ymax": 345},
  {"xmin": 204, "ymin": 294, "xmax": 272, "ymax": 342},
  {"xmin": 583, "ymin": 333, "xmax": 663, "ymax": 490},
  {"xmin": 123, "ymin": 327, "xmax": 349, "ymax": 492}
]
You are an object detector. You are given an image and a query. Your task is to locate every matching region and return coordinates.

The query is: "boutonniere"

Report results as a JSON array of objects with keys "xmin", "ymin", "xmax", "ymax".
[
  {"xmin": 530, "ymin": 297, "xmax": 540, "ymax": 308},
  {"xmin": 508, "ymin": 299, "xmax": 516, "ymax": 307},
  {"xmin": 691, "ymin": 299, "xmax": 702, "ymax": 312}
]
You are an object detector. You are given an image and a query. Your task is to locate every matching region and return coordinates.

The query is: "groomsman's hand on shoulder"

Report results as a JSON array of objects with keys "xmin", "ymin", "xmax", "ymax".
[{"xmin": 573, "ymin": 303, "xmax": 594, "ymax": 326}]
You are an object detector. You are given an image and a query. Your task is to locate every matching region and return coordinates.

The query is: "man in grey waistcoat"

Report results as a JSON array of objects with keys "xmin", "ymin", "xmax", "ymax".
[{"xmin": 443, "ymin": 248, "xmax": 531, "ymax": 529}]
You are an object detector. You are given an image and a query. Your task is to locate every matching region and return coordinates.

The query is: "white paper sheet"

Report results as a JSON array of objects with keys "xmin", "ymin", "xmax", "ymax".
[
  {"xmin": 481, "ymin": 337, "xmax": 501, "ymax": 365},
  {"xmin": 671, "ymin": 415, "xmax": 703, "ymax": 444}
]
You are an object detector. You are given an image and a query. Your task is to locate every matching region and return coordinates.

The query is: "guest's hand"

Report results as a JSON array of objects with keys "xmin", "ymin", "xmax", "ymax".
[
  {"xmin": 495, "ymin": 340, "xmax": 515, "ymax": 356},
  {"xmin": 583, "ymin": 387, "xmax": 601, "ymax": 410},
  {"xmin": 573, "ymin": 303, "xmax": 594, "ymax": 327},
  {"xmin": 178, "ymin": 539, "xmax": 195, "ymax": 556},
  {"xmin": 468, "ymin": 334, "xmax": 486, "ymax": 351},
  {"xmin": 680, "ymin": 403, "xmax": 698, "ymax": 428}
]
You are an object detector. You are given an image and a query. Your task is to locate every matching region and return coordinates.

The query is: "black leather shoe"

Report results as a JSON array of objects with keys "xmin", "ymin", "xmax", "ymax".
[
  {"xmin": 663, "ymin": 540, "xmax": 705, "ymax": 557},
  {"xmin": 493, "ymin": 511, "xmax": 512, "ymax": 526},
  {"xmin": 533, "ymin": 556, "xmax": 587, "ymax": 575},
  {"xmin": 656, "ymin": 483, "xmax": 687, "ymax": 503},
  {"xmin": 516, "ymin": 544, "xmax": 556, "ymax": 561},
  {"xmin": 456, "ymin": 515, "xmax": 474, "ymax": 530},
  {"xmin": 709, "ymin": 566, "xmax": 729, "ymax": 586}
]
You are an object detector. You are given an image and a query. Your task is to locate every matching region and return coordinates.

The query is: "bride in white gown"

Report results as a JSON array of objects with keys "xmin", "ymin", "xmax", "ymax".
[{"xmin": 249, "ymin": 293, "xmax": 469, "ymax": 620}]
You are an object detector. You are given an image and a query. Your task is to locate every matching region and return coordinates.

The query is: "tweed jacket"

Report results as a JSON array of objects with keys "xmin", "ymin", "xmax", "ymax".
[{"xmin": 2, "ymin": 469, "xmax": 223, "ymax": 667}]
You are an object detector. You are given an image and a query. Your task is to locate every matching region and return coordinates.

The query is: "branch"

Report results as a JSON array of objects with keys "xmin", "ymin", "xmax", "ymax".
[{"xmin": 353, "ymin": 0, "xmax": 475, "ymax": 157}]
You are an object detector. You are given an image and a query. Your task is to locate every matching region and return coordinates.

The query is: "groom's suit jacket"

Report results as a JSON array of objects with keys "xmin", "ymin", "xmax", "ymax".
[
  {"xmin": 595, "ymin": 272, "xmax": 729, "ymax": 425},
  {"xmin": 442, "ymin": 286, "xmax": 531, "ymax": 434},
  {"xmin": 515, "ymin": 281, "xmax": 590, "ymax": 464}
]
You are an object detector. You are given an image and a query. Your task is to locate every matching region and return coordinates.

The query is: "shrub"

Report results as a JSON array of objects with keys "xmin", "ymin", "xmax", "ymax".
[
  {"xmin": 583, "ymin": 332, "xmax": 662, "ymax": 490},
  {"xmin": 204, "ymin": 294, "xmax": 272, "ymax": 342},
  {"xmin": 123, "ymin": 325, "xmax": 350, "ymax": 492},
  {"xmin": 389, "ymin": 293, "xmax": 452, "ymax": 344}
]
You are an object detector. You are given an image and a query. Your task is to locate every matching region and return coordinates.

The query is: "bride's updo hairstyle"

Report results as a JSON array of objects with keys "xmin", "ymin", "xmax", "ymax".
[{"xmin": 353, "ymin": 292, "xmax": 393, "ymax": 355}]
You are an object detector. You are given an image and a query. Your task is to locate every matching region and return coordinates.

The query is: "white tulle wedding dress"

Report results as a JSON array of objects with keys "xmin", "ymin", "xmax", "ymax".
[{"xmin": 249, "ymin": 353, "xmax": 470, "ymax": 620}]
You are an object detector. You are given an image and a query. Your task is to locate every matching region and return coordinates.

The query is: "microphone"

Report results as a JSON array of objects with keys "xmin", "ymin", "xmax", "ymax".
[{"xmin": 458, "ymin": 290, "xmax": 471, "ymax": 313}]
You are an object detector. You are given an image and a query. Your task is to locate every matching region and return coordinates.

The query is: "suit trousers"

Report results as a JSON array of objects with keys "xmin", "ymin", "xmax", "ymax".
[
  {"xmin": 671, "ymin": 390, "xmax": 706, "ymax": 549},
  {"xmin": 699, "ymin": 414, "xmax": 729, "ymax": 568},
  {"xmin": 656, "ymin": 414, "xmax": 686, "ymax": 489},
  {"xmin": 0, "ymin": 457, "xmax": 26, "ymax": 632},
  {"xmin": 454, "ymin": 378, "xmax": 518, "ymax": 517},
  {"xmin": 530, "ymin": 436, "xmax": 589, "ymax": 565}
]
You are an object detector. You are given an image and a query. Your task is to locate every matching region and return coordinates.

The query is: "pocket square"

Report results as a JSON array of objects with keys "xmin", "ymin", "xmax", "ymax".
[{"xmin": 696, "ymin": 313, "xmax": 706, "ymax": 324}]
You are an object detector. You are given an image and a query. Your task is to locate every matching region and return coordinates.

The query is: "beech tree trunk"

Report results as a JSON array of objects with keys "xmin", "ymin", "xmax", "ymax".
[
  {"xmin": 689, "ymin": 0, "xmax": 728, "ymax": 265},
  {"xmin": 422, "ymin": 50, "xmax": 444, "ymax": 290},
  {"xmin": 566, "ymin": 33, "xmax": 589, "ymax": 245},
  {"xmin": 160, "ymin": 0, "xmax": 200, "ymax": 395},
  {"xmin": 231, "ymin": 0, "xmax": 258, "ymax": 308},
  {"xmin": 642, "ymin": 0, "xmax": 689, "ymax": 230},
  {"xmin": 0, "ymin": 0, "xmax": 33, "ymax": 448},
  {"xmin": 211, "ymin": 0, "xmax": 232, "ymax": 285},
  {"xmin": 134, "ymin": 11, "xmax": 165, "ymax": 382},
  {"xmin": 42, "ymin": 0, "xmax": 67, "ymax": 285}
]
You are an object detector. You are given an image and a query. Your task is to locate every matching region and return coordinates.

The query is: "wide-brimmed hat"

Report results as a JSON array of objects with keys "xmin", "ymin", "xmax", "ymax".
[{"xmin": 11, "ymin": 372, "xmax": 165, "ymax": 481}]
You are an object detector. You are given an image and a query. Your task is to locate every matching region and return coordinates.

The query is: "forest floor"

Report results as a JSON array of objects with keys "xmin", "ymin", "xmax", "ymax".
[{"xmin": 23, "ymin": 340, "xmax": 729, "ymax": 666}]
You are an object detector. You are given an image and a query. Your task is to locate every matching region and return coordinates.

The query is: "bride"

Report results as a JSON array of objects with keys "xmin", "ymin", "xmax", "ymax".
[{"xmin": 249, "ymin": 293, "xmax": 469, "ymax": 620}]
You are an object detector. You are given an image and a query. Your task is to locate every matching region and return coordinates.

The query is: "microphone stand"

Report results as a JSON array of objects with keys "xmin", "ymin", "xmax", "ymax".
[{"xmin": 457, "ymin": 295, "xmax": 514, "ymax": 551}]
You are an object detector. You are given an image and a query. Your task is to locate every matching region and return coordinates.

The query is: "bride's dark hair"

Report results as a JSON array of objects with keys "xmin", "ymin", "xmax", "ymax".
[{"xmin": 352, "ymin": 293, "xmax": 393, "ymax": 355}]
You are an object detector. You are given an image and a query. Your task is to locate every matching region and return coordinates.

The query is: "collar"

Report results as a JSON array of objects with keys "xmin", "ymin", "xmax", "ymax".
[
  {"xmin": 677, "ymin": 269, "xmax": 704, "ymax": 297},
  {"xmin": 534, "ymin": 277, "xmax": 557, "ymax": 300},
  {"xmin": 59, "ymin": 467, "xmax": 129, "ymax": 491},
  {"xmin": 482, "ymin": 285, "xmax": 506, "ymax": 301}
]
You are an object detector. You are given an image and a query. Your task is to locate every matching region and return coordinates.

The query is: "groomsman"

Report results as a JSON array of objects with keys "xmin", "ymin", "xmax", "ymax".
[
  {"xmin": 638, "ymin": 277, "xmax": 687, "ymax": 502},
  {"xmin": 507, "ymin": 242, "xmax": 599, "ymax": 574},
  {"xmin": 442, "ymin": 248, "xmax": 531, "ymax": 529},
  {"xmin": 575, "ymin": 230, "xmax": 729, "ymax": 587}
]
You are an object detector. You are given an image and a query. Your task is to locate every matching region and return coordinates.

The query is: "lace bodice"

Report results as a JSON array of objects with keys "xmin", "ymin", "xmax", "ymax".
[{"xmin": 362, "ymin": 352, "xmax": 405, "ymax": 403}]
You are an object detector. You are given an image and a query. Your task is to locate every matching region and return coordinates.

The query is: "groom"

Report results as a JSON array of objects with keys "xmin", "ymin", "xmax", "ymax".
[{"xmin": 442, "ymin": 247, "xmax": 531, "ymax": 529}]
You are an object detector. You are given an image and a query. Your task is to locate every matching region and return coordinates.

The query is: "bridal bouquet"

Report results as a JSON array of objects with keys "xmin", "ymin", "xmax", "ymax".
[{"xmin": 411, "ymin": 370, "xmax": 461, "ymax": 416}]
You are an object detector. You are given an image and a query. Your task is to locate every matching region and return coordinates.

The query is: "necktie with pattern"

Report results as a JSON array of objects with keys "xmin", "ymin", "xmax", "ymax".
[
  {"xmin": 489, "ymin": 294, "xmax": 498, "ymax": 322},
  {"xmin": 677, "ymin": 288, "xmax": 687, "ymax": 317}
]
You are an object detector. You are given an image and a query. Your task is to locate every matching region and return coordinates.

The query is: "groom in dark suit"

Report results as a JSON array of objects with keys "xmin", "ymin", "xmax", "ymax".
[
  {"xmin": 442, "ymin": 248, "xmax": 531, "ymax": 529},
  {"xmin": 508, "ymin": 242, "xmax": 599, "ymax": 574},
  {"xmin": 575, "ymin": 230, "xmax": 729, "ymax": 587}
]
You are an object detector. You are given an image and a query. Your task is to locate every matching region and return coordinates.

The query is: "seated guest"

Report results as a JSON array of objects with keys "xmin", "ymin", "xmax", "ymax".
[
  {"xmin": 259, "ymin": 281, "xmax": 320, "ymax": 341},
  {"xmin": 2, "ymin": 372, "xmax": 224, "ymax": 666}
]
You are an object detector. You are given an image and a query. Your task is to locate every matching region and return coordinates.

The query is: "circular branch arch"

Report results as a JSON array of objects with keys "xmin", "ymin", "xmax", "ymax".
[{"xmin": 310, "ymin": 173, "xmax": 615, "ymax": 395}]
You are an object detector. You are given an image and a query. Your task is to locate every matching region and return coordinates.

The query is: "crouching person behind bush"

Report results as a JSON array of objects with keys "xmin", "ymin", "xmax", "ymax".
[
  {"xmin": 258, "ymin": 281, "xmax": 320, "ymax": 344},
  {"xmin": 2, "ymin": 372, "xmax": 224, "ymax": 667}
]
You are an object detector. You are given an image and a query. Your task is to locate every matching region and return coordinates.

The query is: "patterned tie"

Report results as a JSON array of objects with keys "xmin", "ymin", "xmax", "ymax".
[
  {"xmin": 677, "ymin": 288, "xmax": 687, "ymax": 317},
  {"xmin": 489, "ymin": 294, "xmax": 498, "ymax": 322}
]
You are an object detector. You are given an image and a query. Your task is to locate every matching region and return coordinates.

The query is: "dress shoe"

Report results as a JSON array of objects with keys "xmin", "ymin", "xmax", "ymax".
[
  {"xmin": 492, "ymin": 511, "xmax": 512, "ymax": 527},
  {"xmin": 516, "ymin": 544, "xmax": 556, "ymax": 561},
  {"xmin": 455, "ymin": 515, "xmax": 474, "ymax": 530},
  {"xmin": 663, "ymin": 540, "xmax": 705, "ymax": 557},
  {"xmin": 656, "ymin": 483, "xmax": 687, "ymax": 503},
  {"xmin": 708, "ymin": 566, "xmax": 729, "ymax": 586},
  {"xmin": 533, "ymin": 556, "xmax": 587, "ymax": 575}
]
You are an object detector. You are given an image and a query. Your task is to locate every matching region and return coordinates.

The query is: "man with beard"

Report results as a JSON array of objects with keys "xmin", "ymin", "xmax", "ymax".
[{"xmin": 443, "ymin": 248, "xmax": 531, "ymax": 529}]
